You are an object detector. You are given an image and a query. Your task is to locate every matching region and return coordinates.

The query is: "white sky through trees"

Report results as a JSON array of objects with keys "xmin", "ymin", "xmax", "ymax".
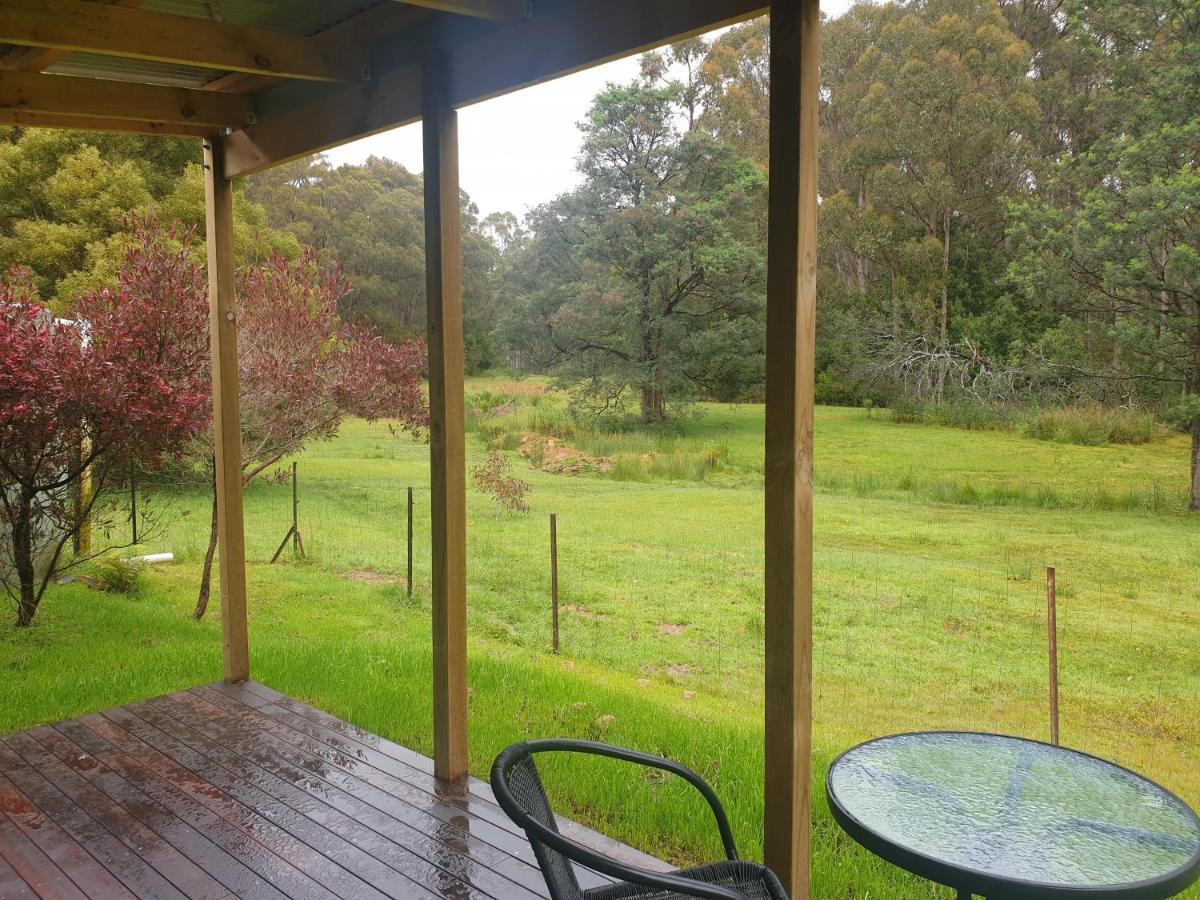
[{"xmin": 325, "ymin": 2, "xmax": 854, "ymax": 220}]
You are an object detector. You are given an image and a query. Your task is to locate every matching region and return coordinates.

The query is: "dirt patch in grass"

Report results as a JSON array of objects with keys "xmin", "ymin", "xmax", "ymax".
[
  {"xmin": 641, "ymin": 663, "xmax": 696, "ymax": 680},
  {"xmin": 346, "ymin": 569, "xmax": 399, "ymax": 585},
  {"xmin": 657, "ymin": 623, "xmax": 688, "ymax": 636}
]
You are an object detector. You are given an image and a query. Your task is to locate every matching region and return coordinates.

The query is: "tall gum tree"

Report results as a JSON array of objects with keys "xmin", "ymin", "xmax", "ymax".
[{"xmin": 502, "ymin": 74, "xmax": 767, "ymax": 422}]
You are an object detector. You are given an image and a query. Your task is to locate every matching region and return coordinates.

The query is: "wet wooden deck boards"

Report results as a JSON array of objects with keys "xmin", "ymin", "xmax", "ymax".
[{"xmin": 0, "ymin": 681, "xmax": 668, "ymax": 899}]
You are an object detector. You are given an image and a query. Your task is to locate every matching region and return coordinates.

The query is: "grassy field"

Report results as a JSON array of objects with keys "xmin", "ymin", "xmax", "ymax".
[{"xmin": 2, "ymin": 377, "xmax": 1198, "ymax": 898}]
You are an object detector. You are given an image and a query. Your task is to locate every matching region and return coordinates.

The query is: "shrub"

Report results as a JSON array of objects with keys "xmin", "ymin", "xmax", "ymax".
[
  {"xmin": 471, "ymin": 451, "xmax": 531, "ymax": 513},
  {"xmin": 1024, "ymin": 406, "xmax": 1155, "ymax": 446},
  {"xmin": 466, "ymin": 390, "xmax": 509, "ymax": 418},
  {"xmin": 890, "ymin": 399, "xmax": 1013, "ymax": 431},
  {"xmin": 84, "ymin": 554, "xmax": 143, "ymax": 594}
]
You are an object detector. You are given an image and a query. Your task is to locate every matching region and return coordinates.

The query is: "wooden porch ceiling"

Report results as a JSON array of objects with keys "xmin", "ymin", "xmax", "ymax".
[{"xmin": 0, "ymin": 0, "xmax": 767, "ymax": 178}]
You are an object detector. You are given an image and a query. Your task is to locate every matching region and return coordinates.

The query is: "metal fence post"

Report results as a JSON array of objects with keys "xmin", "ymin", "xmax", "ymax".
[
  {"xmin": 130, "ymin": 462, "xmax": 138, "ymax": 545},
  {"xmin": 550, "ymin": 512, "xmax": 559, "ymax": 654},
  {"xmin": 407, "ymin": 486, "xmax": 414, "ymax": 598}
]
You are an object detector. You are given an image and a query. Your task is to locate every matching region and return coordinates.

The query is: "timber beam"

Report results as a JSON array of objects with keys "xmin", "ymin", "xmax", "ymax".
[
  {"xmin": 0, "ymin": 109, "xmax": 217, "ymax": 137},
  {"xmin": 0, "ymin": 71, "xmax": 254, "ymax": 128},
  {"xmin": 0, "ymin": 0, "xmax": 365, "ymax": 82},
  {"xmin": 392, "ymin": 0, "xmax": 527, "ymax": 21},
  {"xmin": 223, "ymin": 0, "xmax": 766, "ymax": 178}
]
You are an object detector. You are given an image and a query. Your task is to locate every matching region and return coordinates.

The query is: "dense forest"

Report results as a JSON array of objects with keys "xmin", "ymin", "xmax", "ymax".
[{"xmin": 1, "ymin": 0, "xmax": 1196, "ymax": 504}]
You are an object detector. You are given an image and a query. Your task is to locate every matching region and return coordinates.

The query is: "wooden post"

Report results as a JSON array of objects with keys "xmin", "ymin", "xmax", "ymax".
[
  {"xmin": 203, "ymin": 134, "xmax": 250, "ymax": 685},
  {"xmin": 763, "ymin": 1, "xmax": 818, "ymax": 897},
  {"xmin": 423, "ymin": 59, "xmax": 469, "ymax": 783},
  {"xmin": 1047, "ymin": 566, "xmax": 1060, "ymax": 745},
  {"xmin": 74, "ymin": 440, "xmax": 92, "ymax": 557},
  {"xmin": 550, "ymin": 513, "xmax": 559, "ymax": 654},
  {"xmin": 407, "ymin": 486, "xmax": 414, "ymax": 598}
]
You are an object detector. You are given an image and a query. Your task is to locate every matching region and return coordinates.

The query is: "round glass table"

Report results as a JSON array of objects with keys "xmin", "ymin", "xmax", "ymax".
[{"xmin": 826, "ymin": 732, "xmax": 1200, "ymax": 899}]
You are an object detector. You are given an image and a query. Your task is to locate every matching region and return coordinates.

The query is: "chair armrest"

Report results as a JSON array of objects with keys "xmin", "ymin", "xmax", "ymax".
[{"xmin": 521, "ymin": 738, "xmax": 740, "ymax": 861}]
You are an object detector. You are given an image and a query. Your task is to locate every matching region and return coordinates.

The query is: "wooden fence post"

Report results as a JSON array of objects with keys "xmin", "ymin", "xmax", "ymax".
[{"xmin": 1048, "ymin": 566, "xmax": 1060, "ymax": 745}]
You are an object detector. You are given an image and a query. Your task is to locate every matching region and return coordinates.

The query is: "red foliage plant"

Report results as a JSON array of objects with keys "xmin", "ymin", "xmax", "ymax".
[
  {"xmin": 0, "ymin": 221, "xmax": 210, "ymax": 626},
  {"xmin": 193, "ymin": 249, "xmax": 428, "ymax": 617},
  {"xmin": 1, "ymin": 216, "xmax": 427, "ymax": 626}
]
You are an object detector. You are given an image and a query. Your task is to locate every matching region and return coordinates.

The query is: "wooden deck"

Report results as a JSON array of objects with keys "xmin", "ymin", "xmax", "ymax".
[{"xmin": 0, "ymin": 681, "xmax": 668, "ymax": 899}]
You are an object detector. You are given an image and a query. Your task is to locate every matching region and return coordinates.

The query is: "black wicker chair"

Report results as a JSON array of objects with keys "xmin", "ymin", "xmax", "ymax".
[{"xmin": 491, "ymin": 739, "xmax": 790, "ymax": 900}]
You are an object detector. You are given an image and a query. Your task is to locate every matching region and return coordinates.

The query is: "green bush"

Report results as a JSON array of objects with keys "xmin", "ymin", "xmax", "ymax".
[
  {"xmin": 1023, "ymin": 406, "xmax": 1156, "ymax": 446},
  {"xmin": 466, "ymin": 390, "xmax": 509, "ymax": 418},
  {"xmin": 890, "ymin": 399, "xmax": 1014, "ymax": 431},
  {"xmin": 84, "ymin": 554, "xmax": 143, "ymax": 594}
]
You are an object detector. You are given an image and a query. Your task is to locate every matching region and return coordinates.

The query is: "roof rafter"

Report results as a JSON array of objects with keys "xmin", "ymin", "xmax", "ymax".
[
  {"xmin": 0, "ymin": 0, "xmax": 366, "ymax": 82},
  {"xmin": 391, "ymin": 0, "xmax": 527, "ymax": 22},
  {"xmin": 224, "ymin": 0, "xmax": 765, "ymax": 178},
  {"xmin": 0, "ymin": 109, "xmax": 216, "ymax": 137},
  {"xmin": 0, "ymin": 71, "xmax": 255, "ymax": 128}
]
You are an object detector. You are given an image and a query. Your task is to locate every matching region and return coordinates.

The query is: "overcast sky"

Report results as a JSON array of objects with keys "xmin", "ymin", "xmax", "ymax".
[{"xmin": 325, "ymin": 3, "xmax": 855, "ymax": 220}]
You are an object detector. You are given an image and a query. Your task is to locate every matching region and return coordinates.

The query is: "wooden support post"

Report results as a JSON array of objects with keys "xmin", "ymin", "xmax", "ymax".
[
  {"xmin": 1047, "ymin": 566, "xmax": 1059, "ymax": 745},
  {"xmin": 203, "ymin": 134, "xmax": 250, "ymax": 685},
  {"xmin": 763, "ymin": 1, "xmax": 818, "ymax": 897},
  {"xmin": 423, "ymin": 59, "xmax": 469, "ymax": 783}
]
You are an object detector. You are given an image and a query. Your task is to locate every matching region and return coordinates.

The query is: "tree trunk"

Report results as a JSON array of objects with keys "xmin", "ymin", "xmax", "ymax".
[
  {"xmin": 11, "ymin": 492, "xmax": 39, "ymax": 627},
  {"xmin": 1190, "ymin": 415, "xmax": 1200, "ymax": 512},
  {"xmin": 640, "ymin": 383, "xmax": 665, "ymax": 423},
  {"xmin": 940, "ymin": 210, "xmax": 951, "ymax": 344},
  {"xmin": 890, "ymin": 261, "xmax": 901, "ymax": 340},
  {"xmin": 855, "ymin": 186, "xmax": 869, "ymax": 295},
  {"xmin": 193, "ymin": 468, "xmax": 220, "ymax": 619}
]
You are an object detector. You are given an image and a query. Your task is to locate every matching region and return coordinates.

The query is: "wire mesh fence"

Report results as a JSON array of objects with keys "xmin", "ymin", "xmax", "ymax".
[{"xmin": 92, "ymin": 459, "xmax": 1198, "ymax": 804}]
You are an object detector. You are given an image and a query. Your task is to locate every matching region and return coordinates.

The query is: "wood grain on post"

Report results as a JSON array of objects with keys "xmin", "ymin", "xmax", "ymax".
[
  {"xmin": 203, "ymin": 135, "xmax": 250, "ymax": 685},
  {"xmin": 423, "ymin": 58, "xmax": 469, "ymax": 783},
  {"xmin": 763, "ymin": 1, "xmax": 818, "ymax": 896}
]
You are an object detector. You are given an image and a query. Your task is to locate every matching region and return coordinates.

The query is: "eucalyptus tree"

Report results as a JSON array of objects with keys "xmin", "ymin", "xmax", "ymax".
[
  {"xmin": 1010, "ymin": 0, "xmax": 1200, "ymax": 507},
  {"xmin": 503, "ymin": 76, "xmax": 767, "ymax": 420}
]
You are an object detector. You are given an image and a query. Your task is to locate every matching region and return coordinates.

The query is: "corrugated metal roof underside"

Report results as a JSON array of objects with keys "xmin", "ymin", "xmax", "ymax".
[
  {"xmin": 44, "ymin": 54, "xmax": 217, "ymax": 89},
  {"xmin": 138, "ymin": 0, "xmax": 388, "ymax": 37}
]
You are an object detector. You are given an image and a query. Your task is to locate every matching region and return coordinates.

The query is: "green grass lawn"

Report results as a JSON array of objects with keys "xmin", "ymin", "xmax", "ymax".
[{"xmin": 2, "ymin": 380, "xmax": 1197, "ymax": 898}]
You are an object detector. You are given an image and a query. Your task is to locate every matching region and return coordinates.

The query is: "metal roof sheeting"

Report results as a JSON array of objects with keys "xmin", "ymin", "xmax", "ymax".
[
  {"xmin": 139, "ymin": 0, "xmax": 387, "ymax": 37},
  {"xmin": 44, "ymin": 54, "xmax": 217, "ymax": 89}
]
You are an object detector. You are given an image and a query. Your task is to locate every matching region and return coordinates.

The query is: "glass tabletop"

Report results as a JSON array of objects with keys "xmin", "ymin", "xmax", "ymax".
[{"xmin": 826, "ymin": 732, "xmax": 1200, "ymax": 897}]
